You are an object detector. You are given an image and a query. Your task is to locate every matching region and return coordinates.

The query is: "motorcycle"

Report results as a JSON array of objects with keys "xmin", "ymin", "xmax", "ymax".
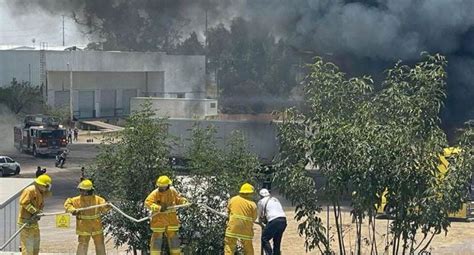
[{"xmin": 55, "ymin": 151, "xmax": 68, "ymax": 168}]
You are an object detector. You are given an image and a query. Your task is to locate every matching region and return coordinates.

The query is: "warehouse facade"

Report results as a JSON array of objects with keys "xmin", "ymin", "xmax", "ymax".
[{"xmin": 0, "ymin": 49, "xmax": 206, "ymax": 119}]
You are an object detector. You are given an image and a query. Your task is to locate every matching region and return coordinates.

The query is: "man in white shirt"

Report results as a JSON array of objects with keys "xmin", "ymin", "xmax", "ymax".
[{"xmin": 257, "ymin": 189, "xmax": 287, "ymax": 255}]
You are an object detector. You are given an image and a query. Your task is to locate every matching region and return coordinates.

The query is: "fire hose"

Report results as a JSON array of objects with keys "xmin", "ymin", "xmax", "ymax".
[
  {"xmin": 0, "ymin": 203, "xmax": 112, "ymax": 251},
  {"xmin": 1, "ymin": 201, "xmax": 261, "ymax": 250}
]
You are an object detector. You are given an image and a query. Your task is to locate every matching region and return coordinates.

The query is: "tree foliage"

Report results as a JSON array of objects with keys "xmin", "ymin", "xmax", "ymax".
[
  {"xmin": 88, "ymin": 105, "xmax": 261, "ymax": 253},
  {"xmin": 277, "ymin": 53, "xmax": 474, "ymax": 254},
  {"xmin": 74, "ymin": 0, "xmax": 189, "ymax": 52},
  {"xmin": 174, "ymin": 32, "xmax": 205, "ymax": 55},
  {"xmin": 0, "ymin": 78, "xmax": 43, "ymax": 114},
  {"xmin": 177, "ymin": 124, "xmax": 260, "ymax": 254},
  {"xmin": 207, "ymin": 19, "xmax": 300, "ymax": 113},
  {"xmin": 88, "ymin": 101, "xmax": 172, "ymax": 253},
  {"xmin": 78, "ymin": 10, "xmax": 301, "ymax": 113}
]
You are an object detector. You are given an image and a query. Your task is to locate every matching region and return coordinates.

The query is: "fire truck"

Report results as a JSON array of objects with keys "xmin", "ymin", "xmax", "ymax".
[
  {"xmin": 14, "ymin": 115, "xmax": 68, "ymax": 157},
  {"xmin": 376, "ymin": 147, "xmax": 474, "ymax": 221}
]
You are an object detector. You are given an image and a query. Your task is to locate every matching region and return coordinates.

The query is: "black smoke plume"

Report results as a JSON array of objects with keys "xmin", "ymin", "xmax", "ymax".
[{"xmin": 11, "ymin": 0, "xmax": 474, "ymax": 129}]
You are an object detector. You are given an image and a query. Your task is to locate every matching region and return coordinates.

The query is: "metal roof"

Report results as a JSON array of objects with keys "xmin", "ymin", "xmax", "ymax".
[{"xmin": 0, "ymin": 44, "xmax": 86, "ymax": 51}]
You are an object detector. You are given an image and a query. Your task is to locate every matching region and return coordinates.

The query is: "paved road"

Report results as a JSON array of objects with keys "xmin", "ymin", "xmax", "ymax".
[
  {"xmin": 2, "ymin": 143, "xmax": 99, "ymax": 212},
  {"xmin": 0, "ymin": 143, "xmax": 125, "ymax": 253}
]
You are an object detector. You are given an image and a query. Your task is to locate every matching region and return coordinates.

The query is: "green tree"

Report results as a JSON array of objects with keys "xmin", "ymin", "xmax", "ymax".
[
  {"xmin": 174, "ymin": 32, "xmax": 205, "ymax": 55},
  {"xmin": 277, "ymin": 54, "xmax": 474, "ymax": 254},
  {"xmin": 206, "ymin": 18, "xmax": 299, "ymax": 114},
  {"xmin": 88, "ymin": 109, "xmax": 262, "ymax": 254},
  {"xmin": 75, "ymin": 0, "xmax": 189, "ymax": 52},
  {"xmin": 88, "ymin": 101, "xmax": 172, "ymax": 253},
  {"xmin": 176, "ymin": 124, "xmax": 260, "ymax": 254},
  {"xmin": 0, "ymin": 78, "xmax": 43, "ymax": 114},
  {"xmin": 43, "ymin": 105, "xmax": 71, "ymax": 125}
]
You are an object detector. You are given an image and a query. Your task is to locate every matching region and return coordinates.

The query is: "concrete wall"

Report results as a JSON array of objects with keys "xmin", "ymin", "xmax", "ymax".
[
  {"xmin": 0, "ymin": 50, "xmax": 40, "ymax": 86},
  {"xmin": 0, "ymin": 50, "xmax": 205, "ymax": 96},
  {"xmin": 47, "ymin": 71, "xmax": 148, "ymax": 91},
  {"xmin": 167, "ymin": 119, "xmax": 279, "ymax": 163},
  {"xmin": 161, "ymin": 55, "xmax": 206, "ymax": 98},
  {"xmin": 45, "ymin": 51, "xmax": 205, "ymax": 98},
  {"xmin": 45, "ymin": 51, "xmax": 166, "ymax": 72},
  {"xmin": 130, "ymin": 97, "xmax": 218, "ymax": 119}
]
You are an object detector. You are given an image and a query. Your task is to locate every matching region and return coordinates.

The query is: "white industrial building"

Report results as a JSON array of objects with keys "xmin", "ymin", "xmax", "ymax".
[
  {"xmin": 131, "ymin": 97, "xmax": 218, "ymax": 119},
  {"xmin": 0, "ymin": 47, "xmax": 217, "ymax": 119}
]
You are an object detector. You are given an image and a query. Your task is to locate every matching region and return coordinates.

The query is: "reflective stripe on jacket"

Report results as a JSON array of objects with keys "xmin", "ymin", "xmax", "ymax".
[
  {"xmin": 18, "ymin": 185, "xmax": 44, "ymax": 225},
  {"xmin": 225, "ymin": 195, "xmax": 257, "ymax": 240},
  {"xmin": 145, "ymin": 187, "xmax": 187, "ymax": 232},
  {"xmin": 64, "ymin": 195, "xmax": 109, "ymax": 236}
]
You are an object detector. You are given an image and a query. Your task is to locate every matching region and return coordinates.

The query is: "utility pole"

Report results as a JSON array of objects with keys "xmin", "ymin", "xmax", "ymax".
[
  {"xmin": 205, "ymin": 9, "xmax": 208, "ymax": 49},
  {"xmin": 62, "ymin": 15, "xmax": 65, "ymax": 46},
  {"xmin": 28, "ymin": 64, "xmax": 31, "ymax": 84},
  {"xmin": 68, "ymin": 63, "xmax": 73, "ymax": 123}
]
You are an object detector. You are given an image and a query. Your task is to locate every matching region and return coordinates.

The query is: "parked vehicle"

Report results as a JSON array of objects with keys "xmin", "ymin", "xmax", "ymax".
[
  {"xmin": 376, "ymin": 147, "xmax": 474, "ymax": 221},
  {"xmin": 0, "ymin": 156, "xmax": 21, "ymax": 176},
  {"xmin": 14, "ymin": 115, "xmax": 68, "ymax": 157}
]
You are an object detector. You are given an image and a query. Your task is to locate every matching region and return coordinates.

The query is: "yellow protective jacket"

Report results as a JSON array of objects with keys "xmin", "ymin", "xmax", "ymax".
[
  {"xmin": 18, "ymin": 185, "xmax": 45, "ymax": 227},
  {"xmin": 225, "ymin": 195, "xmax": 257, "ymax": 240},
  {"xmin": 64, "ymin": 195, "xmax": 110, "ymax": 236},
  {"xmin": 145, "ymin": 187, "xmax": 187, "ymax": 232}
]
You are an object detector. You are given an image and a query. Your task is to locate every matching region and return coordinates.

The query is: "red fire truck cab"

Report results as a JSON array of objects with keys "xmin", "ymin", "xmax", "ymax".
[{"xmin": 14, "ymin": 115, "xmax": 68, "ymax": 157}]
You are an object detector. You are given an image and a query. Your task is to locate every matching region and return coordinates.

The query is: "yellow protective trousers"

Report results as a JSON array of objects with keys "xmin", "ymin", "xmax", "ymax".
[
  {"xmin": 224, "ymin": 236, "xmax": 254, "ymax": 255},
  {"xmin": 150, "ymin": 228, "xmax": 181, "ymax": 255},
  {"xmin": 77, "ymin": 234, "xmax": 106, "ymax": 255},
  {"xmin": 20, "ymin": 225, "xmax": 40, "ymax": 255}
]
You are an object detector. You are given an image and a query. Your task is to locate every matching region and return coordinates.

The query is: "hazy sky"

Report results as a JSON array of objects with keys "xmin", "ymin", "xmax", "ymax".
[{"xmin": 0, "ymin": 0, "xmax": 89, "ymax": 47}]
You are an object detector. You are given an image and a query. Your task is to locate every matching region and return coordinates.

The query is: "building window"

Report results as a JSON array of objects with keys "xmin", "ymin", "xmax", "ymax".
[
  {"xmin": 177, "ymin": 93, "xmax": 185, "ymax": 98},
  {"xmin": 210, "ymin": 103, "xmax": 216, "ymax": 108}
]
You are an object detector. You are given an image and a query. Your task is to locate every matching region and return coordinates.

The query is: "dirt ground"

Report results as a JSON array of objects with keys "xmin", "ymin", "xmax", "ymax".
[
  {"xmin": 252, "ymin": 194, "xmax": 474, "ymax": 255},
  {"xmin": 5, "ymin": 133, "xmax": 474, "ymax": 254},
  {"xmin": 36, "ymin": 201, "xmax": 474, "ymax": 254}
]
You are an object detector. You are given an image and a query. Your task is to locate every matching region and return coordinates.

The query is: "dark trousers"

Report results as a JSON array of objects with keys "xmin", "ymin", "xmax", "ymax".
[{"xmin": 262, "ymin": 217, "xmax": 287, "ymax": 255}]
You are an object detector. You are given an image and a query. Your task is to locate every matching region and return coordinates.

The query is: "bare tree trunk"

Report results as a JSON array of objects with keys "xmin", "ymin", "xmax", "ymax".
[
  {"xmin": 414, "ymin": 232, "xmax": 428, "ymax": 252},
  {"xmin": 355, "ymin": 214, "xmax": 362, "ymax": 255},
  {"xmin": 369, "ymin": 214, "xmax": 378, "ymax": 255},
  {"xmin": 339, "ymin": 204, "xmax": 347, "ymax": 254},
  {"xmin": 334, "ymin": 202, "xmax": 345, "ymax": 255},
  {"xmin": 372, "ymin": 216, "xmax": 378, "ymax": 255},
  {"xmin": 419, "ymin": 232, "xmax": 436, "ymax": 253},
  {"xmin": 368, "ymin": 217, "xmax": 373, "ymax": 255},
  {"xmin": 409, "ymin": 236, "xmax": 415, "ymax": 255},
  {"xmin": 401, "ymin": 235, "xmax": 407, "ymax": 255},
  {"xmin": 392, "ymin": 231, "xmax": 401, "ymax": 255}
]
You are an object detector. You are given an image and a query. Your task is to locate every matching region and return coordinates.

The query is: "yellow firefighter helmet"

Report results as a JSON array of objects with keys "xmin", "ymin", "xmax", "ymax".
[
  {"xmin": 156, "ymin": 175, "xmax": 172, "ymax": 187},
  {"xmin": 77, "ymin": 179, "xmax": 94, "ymax": 190}
]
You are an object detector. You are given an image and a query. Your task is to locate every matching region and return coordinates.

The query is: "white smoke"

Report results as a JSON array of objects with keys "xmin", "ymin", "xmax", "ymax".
[{"xmin": 0, "ymin": 105, "xmax": 19, "ymax": 153}]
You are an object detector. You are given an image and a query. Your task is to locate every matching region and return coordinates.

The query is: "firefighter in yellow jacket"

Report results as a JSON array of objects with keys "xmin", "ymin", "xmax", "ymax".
[
  {"xmin": 145, "ymin": 176, "xmax": 187, "ymax": 255},
  {"xmin": 64, "ymin": 179, "xmax": 110, "ymax": 255},
  {"xmin": 225, "ymin": 183, "xmax": 257, "ymax": 255},
  {"xmin": 18, "ymin": 174, "xmax": 52, "ymax": 255}
]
